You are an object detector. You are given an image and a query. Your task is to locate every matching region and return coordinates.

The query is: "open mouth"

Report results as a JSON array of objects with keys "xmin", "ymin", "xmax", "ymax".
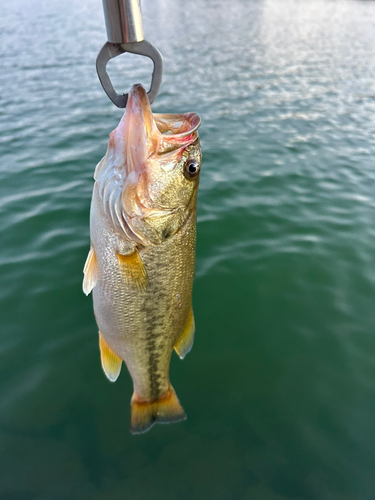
[{"xmin": 154, "ymin": 113, "xmax": 201, "ymax": 138}]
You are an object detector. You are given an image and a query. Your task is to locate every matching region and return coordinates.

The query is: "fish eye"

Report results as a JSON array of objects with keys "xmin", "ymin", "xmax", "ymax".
[{"xmin": 184, "ymin": 158, "xmax": 200, "ymax": 179}]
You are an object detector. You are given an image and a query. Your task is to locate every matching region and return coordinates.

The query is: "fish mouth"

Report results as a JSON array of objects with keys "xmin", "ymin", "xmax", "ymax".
[
  {"xmin": 154, "ymin": 114, "xmax": 201, "ymax": 137},
  {"xmin": 118, "ymin": 84, "xmax": 200, "ymax": 195},
  {"xmin": 126, "ymin": 83, "xmax": 201, "ymax": 135},
  {"xmin": 115, "ymin": 84, "xmax": 157, "ymax": 175},
  {"xmin": 118, "ymin": 84, "xmax": 201, "ymax": 163},
  {"xmin": 125, "ymin": 83, "xmax": 155, "ymax": 141}
]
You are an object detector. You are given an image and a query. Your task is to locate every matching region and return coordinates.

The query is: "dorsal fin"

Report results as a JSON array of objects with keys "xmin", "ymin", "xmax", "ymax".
[
  {"xmin": 174, "ymin": 308, "xmax": 195, "ymax": 360},
  {"xmin": 99, "ymin": 332, "xmax": 122, "ymax": 382}
]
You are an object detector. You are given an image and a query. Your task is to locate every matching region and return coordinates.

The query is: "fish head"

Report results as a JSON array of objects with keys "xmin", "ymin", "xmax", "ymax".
[{"xmin": 110, "ymin": 84, "xmax": 201, "ymax": 244}]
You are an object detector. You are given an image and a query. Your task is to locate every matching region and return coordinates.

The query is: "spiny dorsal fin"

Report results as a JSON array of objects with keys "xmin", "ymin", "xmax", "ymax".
[
  {"xmin": 117, "ymin": 250, "xmax": 148, "ymax": 292},
  {"xmin": 130, "ymin": 385, "xmax": 186, "ymax": 434},
  {"xmin": 174, "ymin": 308, "xmax": 195, "ymax": 360},
  {"xmin": 99, "ymin": 332, "xmax": 122, "ymax": 382},
  {"xmin": 83, "ymin": 245, "xmax": 98, "ymax": 296}
]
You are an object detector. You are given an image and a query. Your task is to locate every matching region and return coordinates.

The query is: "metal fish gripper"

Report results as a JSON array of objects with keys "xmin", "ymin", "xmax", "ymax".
[{"xmin": 96, "ymin": 0, "xmax": 163, "ymax": 108}]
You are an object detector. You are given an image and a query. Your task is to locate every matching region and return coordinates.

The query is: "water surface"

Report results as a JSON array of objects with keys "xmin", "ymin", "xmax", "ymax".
[{"xmin": 1, "ymin": 0, "xmax": 375, "ymax": 499}]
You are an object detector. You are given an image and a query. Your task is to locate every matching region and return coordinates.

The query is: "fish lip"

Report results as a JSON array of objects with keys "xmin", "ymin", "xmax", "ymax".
[
  {"xmin": 125, "ymin": 85, "xmax": 201, "ymax": 145},
  {"xmin": 154, "ymin": 113, "xmax": 201, "ymax": 139},
  {"xmin": 125, "ymin": 83, "xmax": 155, "ymax": 144},
  {"xmin": 120, "ymin": 84, "xmax": 202, "ymax": 163}
]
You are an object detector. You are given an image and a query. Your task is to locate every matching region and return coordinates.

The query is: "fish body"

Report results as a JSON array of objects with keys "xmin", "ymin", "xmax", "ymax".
[{"xmin": 83, "ymin": 85, "xmax": 201, "ymax": 433}]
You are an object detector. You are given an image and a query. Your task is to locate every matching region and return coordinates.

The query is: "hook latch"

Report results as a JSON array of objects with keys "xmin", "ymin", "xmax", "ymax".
[{"xmin": 97, "ymin": 0, "xmax": 163, "ymax": 107}]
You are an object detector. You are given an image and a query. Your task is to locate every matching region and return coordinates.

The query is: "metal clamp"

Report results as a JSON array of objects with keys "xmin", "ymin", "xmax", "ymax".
[{"xmin": 96, "ymin": 0, "xmax": 163, "ymax": 108}]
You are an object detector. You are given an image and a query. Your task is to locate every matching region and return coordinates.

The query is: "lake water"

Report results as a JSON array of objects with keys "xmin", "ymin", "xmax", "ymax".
[{"xmin": 1, "ymin": 0, "xmax": 375, "ymax": 498}]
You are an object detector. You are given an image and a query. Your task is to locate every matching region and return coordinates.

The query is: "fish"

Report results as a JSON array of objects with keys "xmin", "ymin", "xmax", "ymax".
[{"xmin": 83, "ymin": 84, "xmax": 201, "ymax": 434}]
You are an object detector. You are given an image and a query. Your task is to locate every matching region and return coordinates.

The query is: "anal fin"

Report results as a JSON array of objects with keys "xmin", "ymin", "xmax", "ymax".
[
  {"xmin": 174, "ymin": 308, "xmax": 195, "ymax": 360},
  {"xmin": 130, "ymin": 385, "xmax": 186, "ymax": 434},
  {"xmin": 117, "ymin": 250, "xmax": 147, "ymax": 291},
  {"xmin": 83, "ymin": 245, "xmax": 98, "ymax": 295},
  {"xmin": 99, "ymin": 332, "xmax": 122, "ymax": 382}
]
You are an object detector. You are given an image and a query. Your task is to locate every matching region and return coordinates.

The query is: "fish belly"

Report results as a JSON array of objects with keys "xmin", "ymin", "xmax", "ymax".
[{"xmin": 90, "ymin": 189, "xmax": 196, "ymax": 402}]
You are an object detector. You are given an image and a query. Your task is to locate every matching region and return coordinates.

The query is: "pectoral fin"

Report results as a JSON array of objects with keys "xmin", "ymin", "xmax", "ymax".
[
  {"xmin": 117, "ymin": 250, "xmax": 147, "ymax": 291},
  {"xmin": 99, "ymin": 332, "xmax": 122, "ymax": 382},
  {"xmin": 174, "ymin": 308, "xmax": 195, "ymax": 360},
  {"xmin": 83, "ymin": 245, "xmax": 98, "ymax": 295}
]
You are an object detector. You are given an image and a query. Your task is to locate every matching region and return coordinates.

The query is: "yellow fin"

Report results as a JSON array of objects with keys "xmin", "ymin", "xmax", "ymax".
[
  {"xmin": 99, "ymin": 332, "xmax": 122, "ymax": 382},
  {"xmin": 174, "ymin": 308, "xmax": 195, "ymax": 360},
  {"xmin": 130, "ymin": 385, "xmax": 186, "ymax": 434},
  {"xmin": 83, "ymin": 245, "xmax": 98, "ymax": 295},
  {"xmin": 117, "ymin": 250, "xmax": 147, "ymax": 291}
]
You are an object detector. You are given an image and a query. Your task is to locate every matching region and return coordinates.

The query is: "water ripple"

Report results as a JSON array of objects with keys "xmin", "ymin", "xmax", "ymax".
[{"xmin": 1, "ymin": 0, "xmax": 375, "ymax": 498}]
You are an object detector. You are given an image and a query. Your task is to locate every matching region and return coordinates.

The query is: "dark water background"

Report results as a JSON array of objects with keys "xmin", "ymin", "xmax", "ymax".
[{"xmin": 1, "ymin": 0, "xmax": 375, "ymax": 498}]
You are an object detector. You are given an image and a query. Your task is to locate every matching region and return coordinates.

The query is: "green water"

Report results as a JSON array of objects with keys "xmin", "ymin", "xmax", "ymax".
[{"xmin": 1, "ymin": 0, "xmax": 375, "ymax": 498}]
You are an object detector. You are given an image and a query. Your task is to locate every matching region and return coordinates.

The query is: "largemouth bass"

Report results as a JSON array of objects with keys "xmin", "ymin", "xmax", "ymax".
[{"xmin": 83, "ymin": 84, "xmax": 201, "ymax": 434}]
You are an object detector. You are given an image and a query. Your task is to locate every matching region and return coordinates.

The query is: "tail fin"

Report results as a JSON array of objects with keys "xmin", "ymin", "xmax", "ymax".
[{"xmin": 130, "ymin": 385, "xmax": 186, "ymax": 434}]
